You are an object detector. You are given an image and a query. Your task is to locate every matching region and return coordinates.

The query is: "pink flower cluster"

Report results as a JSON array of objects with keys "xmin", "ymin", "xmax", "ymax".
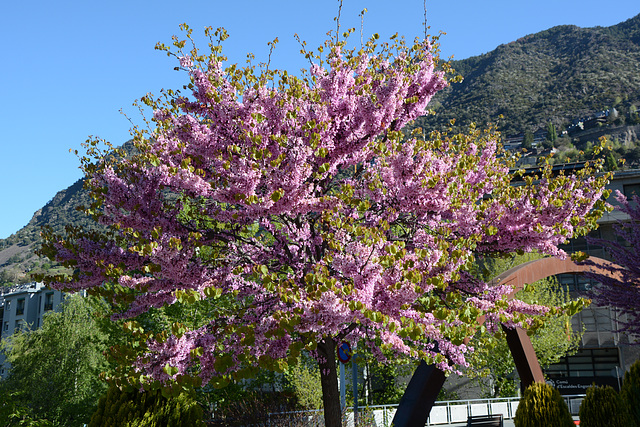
[
  {"xmin": 44, "ymin": 32, "xmax": 609, "ymax": 387},
  {"xmin": 585, "ymin": 191, "xmax": 640, "ymax": 337}
]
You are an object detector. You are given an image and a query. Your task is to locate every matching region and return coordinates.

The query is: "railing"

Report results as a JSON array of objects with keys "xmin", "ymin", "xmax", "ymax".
[
  {"xmin": 422, "ymin": 395, "xmax": 584, "ymax": 425},
  {"xmin": 267, "ymin": 395, "xmax": 586, "ymax": 426},
  {"xmin": 266, "ymin": 408, "xmax": 323, "ymax": 426}
]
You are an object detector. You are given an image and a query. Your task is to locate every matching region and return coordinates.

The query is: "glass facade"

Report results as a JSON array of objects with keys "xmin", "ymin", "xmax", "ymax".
[
  {"xmin": 540, "ymin": 171, "xmax": 640, "ymax": 392},
  {"xmin": 546, "ymin": 347, "xmax": 620, "ymax": 379}
]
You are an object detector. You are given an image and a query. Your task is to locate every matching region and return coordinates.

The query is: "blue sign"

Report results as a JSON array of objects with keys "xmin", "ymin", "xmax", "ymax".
[{"xmin": 337, "ymin": 342, "xmax": 352, "ymax": 364}]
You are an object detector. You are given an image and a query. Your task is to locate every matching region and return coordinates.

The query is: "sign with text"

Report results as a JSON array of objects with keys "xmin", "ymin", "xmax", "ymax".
[{"xmin": 545, "ymin": 376, "xmax": 619, "ymax": 394}]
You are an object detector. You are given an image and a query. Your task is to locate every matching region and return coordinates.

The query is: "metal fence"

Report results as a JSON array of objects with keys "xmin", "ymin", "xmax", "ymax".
[{"xmin": 266, "ymin": 395, "xmax": 586, "ymax": 427}]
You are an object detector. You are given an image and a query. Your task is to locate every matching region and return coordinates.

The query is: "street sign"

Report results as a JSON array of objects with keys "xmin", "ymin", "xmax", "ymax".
[{"xmin": 337, "ymin": 341, "xmax": 352, "ymax": 364}]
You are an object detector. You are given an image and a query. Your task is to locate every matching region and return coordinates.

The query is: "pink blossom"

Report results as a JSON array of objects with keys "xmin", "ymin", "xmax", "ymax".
[{"xmin": 41, "ymin": 29, "xmax": 610, "ymax": 389}]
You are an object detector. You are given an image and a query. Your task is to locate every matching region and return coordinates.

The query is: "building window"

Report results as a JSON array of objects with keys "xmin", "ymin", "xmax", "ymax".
[
  {"xmin": 558, "ymin": 230, "xmax": 604, "ymax": 259},
  {"xmin": 5, "ymin": 301, "xmax": 10, "ymax": 311},
  {"xmin": 3, "ymin": 322, "xmax": 8, "ymax": 332},
  {"xmin": 558, "ymin": 273, "xmax": 599, "ymax": 294},
  {"xmin": 547, "ymin": 347, "xmax": 620, "ymax": 378},
  {"xmin": 44, "ymin": 292, "xmax": 54, "ymax": 311},
  {"xmin": 16, "ymin": 298, "xmax": 25, "ymax": 316},
  {"xmin": 14, "ymin": 319, "xmax": 24, "ymax": 331},
  {"xmin": 623, "ymin": 183, "xmax": 640, "ymax": 198}
]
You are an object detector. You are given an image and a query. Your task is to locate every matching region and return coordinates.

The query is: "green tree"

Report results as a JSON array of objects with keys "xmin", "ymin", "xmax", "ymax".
[
  {"xmin": 466, "ymin": 253, "xmax": 585, "ymax": 397},
  {"xmin": 546, "ymin": 122, "xmax": 557, "ymax": 144},
  {"xmin": 365, "ymin": 359, "xmax": 415, "ymax": 405},
  {"xmin": 0, "ymin": 390, "xmax": 54, "ymax": 427},
  {"xmin": 0, "ymin": 295, "xmax": 109, "ymax": 426},
  {"xmin": 522, "ymin": 130, "xmax": 534, "ymax": 150},
  {"xmin": 629, "ymin": 105, "xmax": 640, "ymax": 124},
  {"xmin": 284, "ymin": 357, "xmax": 323, "ymax": 410},
  {"xmin": 605, "ymin": 150, "xmax": 619, "ymax": 171}
]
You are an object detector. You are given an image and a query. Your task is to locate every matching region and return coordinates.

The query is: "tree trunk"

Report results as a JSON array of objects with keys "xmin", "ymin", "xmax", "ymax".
[{"xmin": 318, "ymin": 337, "xmax": 341, "ymax": 427}]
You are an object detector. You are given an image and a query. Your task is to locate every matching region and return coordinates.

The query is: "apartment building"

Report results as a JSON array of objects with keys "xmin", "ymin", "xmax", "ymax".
[{"xmin": 0, "ymin": 283, "xmax": 64, "ymax": 377}]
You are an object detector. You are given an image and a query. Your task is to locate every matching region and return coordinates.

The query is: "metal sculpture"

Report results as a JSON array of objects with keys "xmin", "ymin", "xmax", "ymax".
[{"xmin": 392, "ymin": 256, "xmax": 618, "ymax": 427}]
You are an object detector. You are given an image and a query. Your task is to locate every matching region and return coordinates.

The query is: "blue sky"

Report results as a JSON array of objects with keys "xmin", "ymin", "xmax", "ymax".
[{"xmin": 1, "ymin": 0, "xmax": 639, "ymax": 239}]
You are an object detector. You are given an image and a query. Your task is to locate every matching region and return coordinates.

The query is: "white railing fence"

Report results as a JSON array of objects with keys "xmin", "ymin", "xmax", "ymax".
[{"xmin": 267, "ymin": 394, "xmax": 586, "ymax": 427}]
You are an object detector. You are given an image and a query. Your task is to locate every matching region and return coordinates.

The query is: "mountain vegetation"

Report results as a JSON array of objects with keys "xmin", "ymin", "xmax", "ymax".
[
  {"xmin": 0, "ymin": 178, "xmax": 94, "ymax": 285},
  {"xmin": 419, "ymin": 13, "xmax": 640, "ymax": 136},
  {"xmin": 0, "ymin": 143, "xmax": 135, "ymax": 285},
  {"xmin": 2, "ymin": 14, "xmax": 640, "ymax": 284}
]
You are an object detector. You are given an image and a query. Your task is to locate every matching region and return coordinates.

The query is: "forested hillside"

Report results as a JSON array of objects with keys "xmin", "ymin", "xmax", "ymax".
[
  {"xmin": 2, "ymin": 14, "xmax": 640, "ymax": 284},
  {"xmin": 419, "ymin": 13, "xmax": 640, "ymax": 136},
  {"xmin": 0, "ymin": 178, "xmax": 95, "ymax": 284}
]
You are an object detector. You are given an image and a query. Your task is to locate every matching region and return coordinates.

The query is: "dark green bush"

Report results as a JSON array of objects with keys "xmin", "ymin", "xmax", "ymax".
[
  {"xmin": 89, "ymin": 384, "xmax": 204, "ymax": 427},
  {"xmin": 514, "ymin": 382, "xmax": 574, "ymax": 427},
  {"xmin": 621, "ymin": 358, "xmax": 640, "ymax": 427},
  {"xmin": 579, "ymin": 385, "xmax": 629, "ymax": 427}
]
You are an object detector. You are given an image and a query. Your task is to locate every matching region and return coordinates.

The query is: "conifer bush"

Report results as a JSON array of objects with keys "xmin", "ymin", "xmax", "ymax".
[
  {"xmin": 88, "ymin": 384, "xmax": 204, "ymax": 427},
  {"xmin": 621, "ymin": 358, "xmax": 640, "ymax": 427},
  {"xmin": 579, "ymin": 385, "xmax": 629, "ymax": 427},
  {"xmin": 513, "ymin": 382, "xmax": 574, "ymax": 427}
]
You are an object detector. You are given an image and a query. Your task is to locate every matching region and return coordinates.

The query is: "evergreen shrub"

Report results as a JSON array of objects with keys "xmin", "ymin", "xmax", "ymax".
[
  {"xmin": 579, "ymin": 385, "xmax": 629, "ymax": 427},
  {"xmin": 621, "ymin": 358, "xmax": 640, "ymax": 427},
  {"xmin": 513, "ymin": 382, "xmax": 574, "ymax": 427},
  {"xmin": 88, "ymin": 384, "xmax": 204, "ymax": 427}
]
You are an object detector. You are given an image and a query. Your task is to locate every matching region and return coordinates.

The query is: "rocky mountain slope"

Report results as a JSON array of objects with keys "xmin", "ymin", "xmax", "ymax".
[
  {"xmin": 2, "ymin": 14, "xmax": 640, "ymax": 284},
  {"xmin": 418, "ymin": 13, "xmax": 640, "ymax": 136}
]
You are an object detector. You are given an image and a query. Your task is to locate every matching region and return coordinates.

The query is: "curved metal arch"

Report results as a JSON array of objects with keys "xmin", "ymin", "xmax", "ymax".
[
  {"xmin": 392, "ymin": 256, "xmax": 621, "ymax": 427},
  {"xmin": 493, "ymin": 256, "xmax": 617, "ymax": 295},
  {"xmin": 492, "ymin": 256, "xmax": 618, "ymax": 388}
]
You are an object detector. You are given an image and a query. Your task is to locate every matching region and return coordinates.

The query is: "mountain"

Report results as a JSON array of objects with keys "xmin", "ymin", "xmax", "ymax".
[
  {"xmin": 0, "ymin": 178, "xmax": 95, "ymax": 284},
  {"xmin": 0, "ymin": 142, "xmax": 139, "ymax": 285},
  {"xmin": 2, "ymin": 14, "xmax": 640, "ymax": 283},
  {"xmin": 418, "ymin": 13, "xmax": 640, "ymax": 136}
]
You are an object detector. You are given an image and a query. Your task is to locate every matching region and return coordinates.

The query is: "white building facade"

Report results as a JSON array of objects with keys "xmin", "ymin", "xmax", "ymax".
[{"xmin": 0, "ymin": 283, "xmax": 65, "ymax": 377}]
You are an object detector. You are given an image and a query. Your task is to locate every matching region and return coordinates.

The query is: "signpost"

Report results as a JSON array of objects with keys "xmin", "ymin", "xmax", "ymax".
[
  {"xmin": 337, "ymin": 342, "xmax": 355, "ymax": 419},
  {"xmin": 337, "ymin": 342, "xmax": 352, "ymax": 363}
]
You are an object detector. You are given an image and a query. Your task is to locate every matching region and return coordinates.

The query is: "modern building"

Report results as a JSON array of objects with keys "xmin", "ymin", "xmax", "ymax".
[
  {"xmin": 444, "ymin": 168, "xmax": 640, "ymax": 398},
  {"xmin": 547, "ymin": 168, "xmax": 640, "ymax": 393},
  {"xmin": 0, "ymin": 282, "xmax": 65, "ymax": 377}
]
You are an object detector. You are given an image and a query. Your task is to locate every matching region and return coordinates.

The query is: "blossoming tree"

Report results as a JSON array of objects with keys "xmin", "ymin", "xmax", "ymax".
[
  {"xmin": 41, "ymin": 25, "xmax": 609, "ymax": 426},
  {"xmin": 585, "ymin": 191, "xmax": 640, "ymax": 338}
]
